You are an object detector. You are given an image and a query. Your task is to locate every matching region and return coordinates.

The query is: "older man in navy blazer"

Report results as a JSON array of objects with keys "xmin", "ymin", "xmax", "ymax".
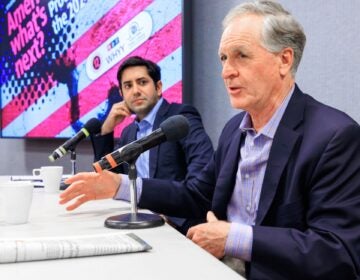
[{"xmin": 61, "ymin": 1, "xmax": 360, "ymax": 279}]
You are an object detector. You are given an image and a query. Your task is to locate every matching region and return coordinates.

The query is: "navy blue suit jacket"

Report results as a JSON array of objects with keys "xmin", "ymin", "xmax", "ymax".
[
  {"xmin": 91, "ymin": 99, "xmax": 214, "ymax": 232},
  {"xmin": 139, "ymin": 85, "xmax": 360, "ymax": 279}
]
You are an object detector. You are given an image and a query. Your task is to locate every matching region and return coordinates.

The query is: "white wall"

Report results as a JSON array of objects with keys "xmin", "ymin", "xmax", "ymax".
[{"xmin": 0, "ymin": 138, "xmax": 94, "ymax": 175}]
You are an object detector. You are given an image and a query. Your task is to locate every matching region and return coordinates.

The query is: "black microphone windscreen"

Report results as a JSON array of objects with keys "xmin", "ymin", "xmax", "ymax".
[
  {"xmin": 84, "ymin": 118, "xmax": 102, "ymax": 134},
  {"xmin": 160, "ymin": 115, "xmax": 189, "ymax": 141}
]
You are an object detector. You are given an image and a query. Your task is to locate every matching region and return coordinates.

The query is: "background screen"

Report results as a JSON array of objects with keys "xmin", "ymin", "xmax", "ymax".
[{"xmin": 0, "ymin": 0, "xmax": 183, "ymax": 138}]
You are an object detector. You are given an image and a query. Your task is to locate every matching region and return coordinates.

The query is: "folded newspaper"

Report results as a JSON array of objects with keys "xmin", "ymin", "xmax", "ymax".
[{"xmin": 0, "ymin": 233, "xmax": 151, "ymax": 263}]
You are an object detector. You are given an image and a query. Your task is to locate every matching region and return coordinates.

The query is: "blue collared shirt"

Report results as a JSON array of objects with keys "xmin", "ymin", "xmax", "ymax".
[
  {"xmin": 134, "ymin": 98, "xmax": 164, "ymax": 178},
  {"xmin": 225, "ymin": 86, "xmax": 294, "ymax": 261}
]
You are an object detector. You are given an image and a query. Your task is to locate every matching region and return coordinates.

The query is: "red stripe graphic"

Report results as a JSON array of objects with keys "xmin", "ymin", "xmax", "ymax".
[
  {"xmin": 162, "ymin": 80, "xmax": 182, "ymax": 104},
  {"xmin": 2, "ymin": 76, "xmax": 57, "ymax": 128},
  {"xmin": 26, "ymin": 15, "xmax": 182, "ymax": 137},
  {"xmin": 3, "ymin": 0, "xmax": 153, "ymax": 130}
]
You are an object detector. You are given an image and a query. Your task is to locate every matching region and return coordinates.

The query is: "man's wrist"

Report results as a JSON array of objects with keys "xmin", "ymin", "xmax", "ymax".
[
  {"xmin": 115, "ymin": 175, "xmax": 143, "ymax": 204},
  {"xmin": 225, "ymin": 223, "xmax": 253, "ymax": 261},
  {"xmin": 101, "ymin": 125, "xmax": 114, "ymax": 135}
]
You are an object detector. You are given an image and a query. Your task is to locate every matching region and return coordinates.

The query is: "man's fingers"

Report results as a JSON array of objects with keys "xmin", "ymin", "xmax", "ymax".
[
  {"xmin": 64, "ymin": 172, "xmax": 95, "ymax": 185},
  {"xmin": 59, "ymin": 191, "xmax": 81, "ymax": 205},
  {"xmin": 186, "ymin": 225, "xmax": 207, "ymax": 243},
  {"xmin": 60, "ymin": 181, "xmax": 84, "ymax": 199},
  {"xmin": 113, "ymin": 102, "xmax": 131, "ymax": 117},
  {"xmin": 64, "ymin": 174, "xmax": 83, "ymax": 185},
  {"xmin": 120, "ymin": 106, "xmax": 131, "ymax": 116},
  {"xmin": 65, "ymin": 195, "xmax": 89, "ymax": 211},
  {"xmin": 66, "ymin": 202, "xmax": 79, "ymax": 211},
  {"xmin": 59, "ymin": 180, "xmax": 90, "ymax": 207},
  {"xmin": 207, "ymin": 211, "xmax": 218, "ymax": 223},
  {"xmin": 186, "ymin": 227, "xmax": 196, "ymax": 239}
]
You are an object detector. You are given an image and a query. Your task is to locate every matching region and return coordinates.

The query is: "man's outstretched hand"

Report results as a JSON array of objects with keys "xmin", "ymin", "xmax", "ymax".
[{"xmin": 59, "ymin": 170, "xmax": 121, "ymax": 211}]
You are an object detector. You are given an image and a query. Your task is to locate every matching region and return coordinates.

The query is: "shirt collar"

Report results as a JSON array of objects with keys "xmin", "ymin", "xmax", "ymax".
[
  {"xmin": 239, "ymin": 85, "xmax": 295, "ymax": 139},
  {"xmin": 135, "ymin": 97, "xmax": 163, "ymax": 129}
]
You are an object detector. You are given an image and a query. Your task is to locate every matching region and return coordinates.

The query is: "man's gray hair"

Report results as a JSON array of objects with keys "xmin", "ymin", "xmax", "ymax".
[{"xmin": 223, "ymin": 0, "xmax": 306, "ymax": 76}]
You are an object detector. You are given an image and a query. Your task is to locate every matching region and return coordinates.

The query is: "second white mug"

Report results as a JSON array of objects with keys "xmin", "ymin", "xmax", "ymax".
[
  {"xmin": 0, "ymin": 180, "xmax": 34, "ymax": 224},
  {"xmin": 33, "ymin": 166, "xmax": 63, "ymax": 193}
]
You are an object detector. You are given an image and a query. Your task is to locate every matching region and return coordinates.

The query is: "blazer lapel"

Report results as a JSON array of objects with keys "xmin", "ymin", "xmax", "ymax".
[
  {"xmin": 128, "ymin": 124, "xmax": 138, "ymax": 142},
  {"xmin": 212, "ymin": 128, "xmax": 245, "ymax": 219},
  {"xmin": 149, "ymin": 99, "xmax": 171, "ymax": 178},
  {"xmin": 256, "ymin": 126, "xmax": 301, "ymax": 224},
  {"xmin": 256, "ymin": 85, "xmax": 305, "ymax": 224}
]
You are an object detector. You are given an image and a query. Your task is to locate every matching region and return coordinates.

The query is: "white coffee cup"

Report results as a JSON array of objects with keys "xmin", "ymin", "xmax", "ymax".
[
  {"xmin": 33, "ymin": 166, "xmax": 63, "ymax": 193},
  {"xmin": 0, "ymin": 181, "xmax": 34, "ymax": 224}
]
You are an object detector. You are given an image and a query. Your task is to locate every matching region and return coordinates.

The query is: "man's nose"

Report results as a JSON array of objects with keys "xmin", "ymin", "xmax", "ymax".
[
  {"xmin": 131, "ymin": 84, "xmax": 141, "ymax": 95},
  {"xmin": 222, "ymin": 60, "xmax": 239, "ymax": 79}
]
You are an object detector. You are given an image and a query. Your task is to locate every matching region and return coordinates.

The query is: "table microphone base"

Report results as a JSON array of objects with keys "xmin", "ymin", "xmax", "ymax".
[{"xmin": 104, "ymin": 212, "xmax": 165, "ymax": 229}]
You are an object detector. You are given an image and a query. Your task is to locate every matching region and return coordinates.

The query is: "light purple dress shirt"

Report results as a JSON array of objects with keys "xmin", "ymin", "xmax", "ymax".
[{"xmin": 225, "ymin": 87, "xmax": 294, "ymax": 261}]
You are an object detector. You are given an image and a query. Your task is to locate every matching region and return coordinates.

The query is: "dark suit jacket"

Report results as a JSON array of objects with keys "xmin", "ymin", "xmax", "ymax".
[
  {"xmin": 139, "ymin": 85, "xmax": 360, "ymax": 279},
  {"xmin": 91, "ymin": 99, "xmax": 214, "ymax": 233}
]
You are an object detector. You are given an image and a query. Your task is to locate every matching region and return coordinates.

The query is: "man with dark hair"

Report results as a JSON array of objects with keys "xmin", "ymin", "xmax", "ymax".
[{"xmin": 90, "ymin": 56, "xmax": 214, "ymax": 234}]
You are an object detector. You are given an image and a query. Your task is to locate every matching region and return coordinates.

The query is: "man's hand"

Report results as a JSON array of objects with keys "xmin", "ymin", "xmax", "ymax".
[
  {"xmin": 101, "ymin": 101, "xmax": 132, "ymax": 135},
  {"xmin": 186, "ymin": 211, "xmax": 230, "ymax": 259},
  {"xmin": 59, "ymin": 170, "xmax": 121, "ymax": 211}
]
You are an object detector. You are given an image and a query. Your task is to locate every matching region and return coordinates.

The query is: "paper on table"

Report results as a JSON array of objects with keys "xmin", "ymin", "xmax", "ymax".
[
  {"xmin": 10, "ymin": 174, "xmax": 71, "ymax": 181},
  {"xmin": 10, "ymin": 175, "xmax": 42, "ymax": 186},
  {"xmin": 10, "ymin": 174, "xmax": 71, "ymax": 188},
  {"xmin": 0, "ymin": 233, "xmax": 151, "ymax": 263}
]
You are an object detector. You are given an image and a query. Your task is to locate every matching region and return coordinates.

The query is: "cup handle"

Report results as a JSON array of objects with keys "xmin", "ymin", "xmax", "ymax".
[{"xmin": 33, "ymin": 169, "xmax": 41, "ymax": 176}]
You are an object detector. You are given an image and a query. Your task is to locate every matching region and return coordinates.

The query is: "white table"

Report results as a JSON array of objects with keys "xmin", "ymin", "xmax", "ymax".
[{"xmin": 0, "ymin": 188, "xmax": 243, "ymax": 280}]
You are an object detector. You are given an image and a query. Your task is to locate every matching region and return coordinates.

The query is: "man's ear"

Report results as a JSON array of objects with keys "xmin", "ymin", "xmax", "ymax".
[
  {"xmin": 279, "ymin": 47, "xmax": 294, "ymax": 76},
  {"xmin": 156, "ymin": 80, "xmax": 163, "ymax": 97}
]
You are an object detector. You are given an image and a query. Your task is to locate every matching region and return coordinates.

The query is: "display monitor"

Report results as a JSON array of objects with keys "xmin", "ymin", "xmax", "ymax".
[{"xmin": 0, "ymin": 0, "xmax": 183, "ymax": 138}]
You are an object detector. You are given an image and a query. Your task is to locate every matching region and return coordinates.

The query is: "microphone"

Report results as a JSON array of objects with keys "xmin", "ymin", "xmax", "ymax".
[
  {"xmin": 93, "ymin": 115, "xmax": 189, "ymax": 172},
  {"xmin": 49, "ymin": 118, "xmax": 102, "ymax": 162}
]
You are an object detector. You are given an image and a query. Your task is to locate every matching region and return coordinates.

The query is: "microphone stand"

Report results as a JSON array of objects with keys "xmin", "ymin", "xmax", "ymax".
[
  {"xmin": 70, "ymin": 149, "xmax": 77, "ymax": 175},
  {"xmin": 104, "ymin": 160, "xmax": 165, "ymax": 229}
]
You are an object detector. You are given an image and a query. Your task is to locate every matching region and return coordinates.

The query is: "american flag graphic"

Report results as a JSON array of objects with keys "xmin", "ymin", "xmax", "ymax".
[{"xmin": 0, "ymin": 0, "xmax": 183, "ymax": 138}]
